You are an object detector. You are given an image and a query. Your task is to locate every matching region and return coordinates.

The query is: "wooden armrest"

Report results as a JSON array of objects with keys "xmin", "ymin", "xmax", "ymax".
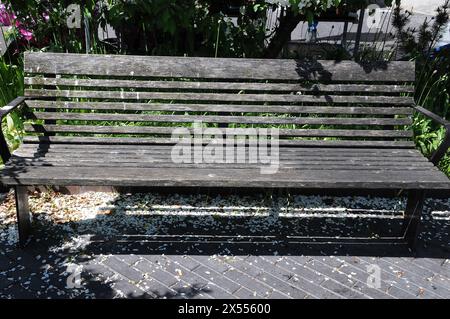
[
  {"xmin": 0, "ymin": 96, "xmax": 26, "ymax": 163},
  {"xmin": 414, "ymin": 105, "xmax": 450, "ymax": 165},
  {"xmin": 0, "ymin": 96, "xmax": 26, "ymax": 119}
]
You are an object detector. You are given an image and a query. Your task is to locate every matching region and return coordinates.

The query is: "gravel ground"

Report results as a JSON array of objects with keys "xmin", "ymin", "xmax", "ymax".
[{"xmin": 0, "ymin": 190, "xmax": 449, "ymax": 299}]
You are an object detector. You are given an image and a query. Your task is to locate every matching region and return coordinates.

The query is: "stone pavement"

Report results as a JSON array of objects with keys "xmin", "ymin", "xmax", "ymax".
[{"xmin": 0, "ymin": 191, "xmax": 449, "ymax": 299}]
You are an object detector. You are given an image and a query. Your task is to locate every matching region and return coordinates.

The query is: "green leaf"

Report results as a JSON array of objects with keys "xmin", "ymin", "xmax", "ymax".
[{"xmin": 6, "ymin": 115, "xmax": 14, "ymax": 132}]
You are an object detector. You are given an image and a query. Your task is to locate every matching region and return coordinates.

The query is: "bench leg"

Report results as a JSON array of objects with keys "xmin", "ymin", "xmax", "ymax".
[
  {"xmin": 402, "ymin": 190, "xmax": 425, "ymax": 250},
  {"xmin": 15, "ymin": 186, "xmax": 32, "ymax": 248}
]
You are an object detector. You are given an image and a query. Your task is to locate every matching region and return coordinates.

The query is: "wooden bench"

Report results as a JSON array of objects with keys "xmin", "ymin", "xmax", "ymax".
[{"xmin": 1, "ymin": 52, "xmax": 449, "ymax": 248}]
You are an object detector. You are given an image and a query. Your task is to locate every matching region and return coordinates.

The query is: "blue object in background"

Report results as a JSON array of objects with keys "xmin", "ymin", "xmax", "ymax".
[
  {"xmin": 307, "ymin": 20, "xmax": 319, "ymax": 42},
  {"xmin": 308, "ymin": 21, "xmax": 319, "ymax": 33}
]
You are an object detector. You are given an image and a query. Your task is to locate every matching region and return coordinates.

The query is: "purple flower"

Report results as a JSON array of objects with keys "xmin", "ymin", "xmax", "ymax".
[
  {"xmin": 0, "ymin": 6, "xmax": 17, "ymax": 26},
  {"xmin": 0, "ymin": 1, "xmax": 34, "ymax": 42},
  {"xmin": 19, "ymin": 28, "xmax": 33, "ymax": 41}
]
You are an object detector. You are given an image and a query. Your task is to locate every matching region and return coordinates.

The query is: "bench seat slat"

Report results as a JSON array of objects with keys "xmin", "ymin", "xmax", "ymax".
[
  {"xmin": 9, "ymin": 147, "xmax": 433, "ymax": 161},
  {"xmin": 11, "ymin": 157, "xmax": 432, "ymax": 168},
  {"xmin": 8, "ymin": 144, "xmax": 436, "ymax": 179},
  {"xmin": 22, "ymin": 136, "xmax": 416, "ymax": 148},
  {"xmin": 2, "ymin": 166, "xmax": 447, "ymax": 189},
  {"xmin": 15, "ymin": 143, "xmax": 421, "ymax": 154},
  {"xmin": 12, "ymin": 154, "xmax": 431, "ymax": 165},
  {"xmin": 12, "ymin": 149, "xmax": 432, "ymax": 163},
  {"xmin": 7, "ymin": 158, "xmax": 434, "ymax": 171}
]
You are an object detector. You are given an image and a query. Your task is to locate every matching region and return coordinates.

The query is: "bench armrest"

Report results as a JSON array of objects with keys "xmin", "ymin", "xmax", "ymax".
[
  {"xmin": 414, "ymin": 105, "xmax": 450, "ymax": 165},
  {"xmin": 0, "ymin": 97, "xmax": 26, "ymax": 163}
]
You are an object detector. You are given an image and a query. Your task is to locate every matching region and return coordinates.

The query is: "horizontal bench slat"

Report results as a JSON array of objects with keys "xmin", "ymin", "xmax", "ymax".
[
  {"xmin": 24, "ymin": 89, "xmax": 414, "ymax": 105},
  {"xmin": 2, "ymin": 167, "xmax": 447, "ymax": 189},
  {"xmin": 8, "ymin": 158, "xmax": 433, "ymax": 171},
  {"xmin": 24, "ymin": 124, "xmax": 413, "ymax": 138},
  {"xmin": 10, "ymin": 149, "xmax": 432, "ymax": 161},
  {"xmin": 25, "ymin": 101, "xmax": 414, "ymax": 116},
  {"xmin": 22, "ymin": 136, "xmax": 416, "ymax": 148},
  {"xmin": 15, "ymin": 144, "xmax": 424, "ymax": 157},
  {"xmin": 30, "ymin": 112, "xmax": 413, "ymax": 126},
  {"xmin": 13, "ymin": 148, "xmax": 430, "ymax": 162},
  {"xmin": 24, "ymin": 52, "xmax": 416, "ymax": 82},
  {"xmin": 24, "ymin": 77, "xmax": 415, "ymax": 94}
]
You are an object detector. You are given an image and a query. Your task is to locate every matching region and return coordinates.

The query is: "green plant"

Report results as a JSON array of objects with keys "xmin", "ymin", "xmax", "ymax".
[
  {"xmin": 0, "ymin": 56, "xmax": 24, "ymax": 163},
  {"xmin": 3, "ymin": 1, "xmax": 350, "ymax": 57},
  {"xmin": 103, "ymin": 0, "xmax": 271, "ymax": 57},
  {"xmin": 2, "ymin": 0, "xmax": 108, "ymax": 54},
  {"xmin": 357, "ymin": 1, "xmax": 450, "ymax": 176},
  {"xmin": 390, "ymin": 0, "xmax": 450, "ymax": 175}
]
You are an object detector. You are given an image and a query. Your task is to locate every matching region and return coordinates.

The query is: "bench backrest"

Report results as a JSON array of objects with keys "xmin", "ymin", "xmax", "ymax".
[{"xmin": 23, "ymin": 52, "xmax": 416, "ymax": 148}]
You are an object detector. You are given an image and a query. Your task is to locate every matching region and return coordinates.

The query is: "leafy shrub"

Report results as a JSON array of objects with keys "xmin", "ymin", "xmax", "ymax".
[
  {"xmin": 390, "ymin": 0, "xmax": 450, "ymax": 174},
  {"xmin": 0, "ymin": 56, "xmax": 24, "ymax": 164}
]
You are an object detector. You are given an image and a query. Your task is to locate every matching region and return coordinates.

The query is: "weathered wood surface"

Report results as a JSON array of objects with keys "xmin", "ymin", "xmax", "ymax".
[
  {"xmin": 10, "ymin": 155, "xmax": 432, "ymax": 166},
  {"xmin": 24, "ymin": 77, "xmax": 415, "ymax": 93},
  {"xmin": 24, "ymin": 52, "xmax": 416, "ymax": 82},
  {"xmin": 24, "ymin": 89, "xmax": 414, "ymax": 105},
  {"xmin": 24, "ymin": 124, "xmax": 413, "ymax": 138},
  {"xmin": 21, "ymin": 136, "xmax": 416, "ymax": 148},
  {"xmin": 26, "ymin": 101, "xmax": 414, "ymax": 115},
  {"xmin": 16, "ymin": 143, "xmax": 420, "ymax": 153},
  {"xmin": 12, "ymin": 146, "xmax": 431, "ymax": 161},
  {"xmin": 30, "ymin": 112, "xmax": 412, "ymax": 126},
  {"xmin": 13, "ymin": 144, "xmax": 425, "ymax": 157},
  {"xmin": 3, "ymin": 52, "xmax": 446, "ymax": 190},
  {"xmin": 0, "ymin": 96, "xmax": 26, "ymax": 118},
  {"xmin": 2, "ymin": 166, "xmax": 448, "ymax": 189},
  {"xmin": 7, "ymin": 157, "xmax": 435, "ymax": 170},
  {"xmin": 22, "ymin": 53, "xmax": 416, "ymax": 155},
  {"xmin": 6, "ymin": 144, "xmax": 441, "ymax": 189}
]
